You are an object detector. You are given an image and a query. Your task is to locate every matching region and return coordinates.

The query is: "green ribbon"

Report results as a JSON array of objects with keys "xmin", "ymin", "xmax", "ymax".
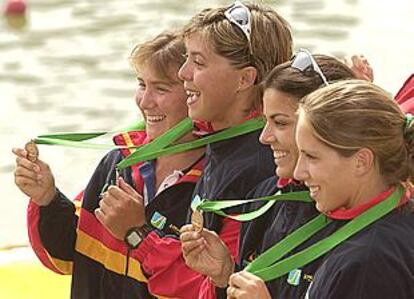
[
  {"xmin": 197, "ymin": 191, "xmax": 313, "ymax": 221},
  {"xmin": 33, "ymin": 119, "xmax": 147, "ymax": 149},
  {"xmin": 30, "ymin": 117, "xmax": 265, "ymax": 170},
  {"xmin": 117, "ymin": 117, "xmax": 265, "ymax": 169},
  {"xmin": 246, "ymin": 186, "xmax": 404, "ymax": 282},
  {"xmin": 32, "ymin": 117, "xmax": 192, "ymax": 152}
]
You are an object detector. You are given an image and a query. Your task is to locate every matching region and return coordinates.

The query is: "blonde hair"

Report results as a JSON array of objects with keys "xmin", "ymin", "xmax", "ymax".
[
  {"xmin": 299, "ymin": 80, "xmax": 413, "ymax": 185},
  {"xmin": 129, "ymin": 31, "xmax": 186, "ymax": 83},
  {"xmin": 182, "ymin": 2, "xmax": 292, "ymax": 103}
]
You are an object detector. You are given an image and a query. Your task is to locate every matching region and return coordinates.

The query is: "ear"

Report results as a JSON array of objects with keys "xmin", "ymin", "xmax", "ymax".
[
  {"xmin": 237, "ymin": 66, "xmax": 257, "ymax": 91},
  {"xmin": 353, "ymin": 148, "xmax": 375, "ymax": 176}
]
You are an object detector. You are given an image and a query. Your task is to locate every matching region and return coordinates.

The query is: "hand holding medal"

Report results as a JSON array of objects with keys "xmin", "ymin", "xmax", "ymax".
[
  {"xmin": 25, "ymin": 139, "xmax": 39, "ymax": 162},
  {"xmin": 191, "ymin": 195, "xmax": 204, "ymax": 232},
  {"xmin": 181, "ymin": 195, "xmax": 234, "ymax": 287},
  {"xmin": 13, "ymin": 140, "xmax": 57, "ymax": 206}
]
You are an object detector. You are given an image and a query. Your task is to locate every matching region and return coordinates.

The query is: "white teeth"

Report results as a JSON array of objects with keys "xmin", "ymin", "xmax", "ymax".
[
  {"xmin": 274, "ymin": 151, "xmax": 288, "ymax": 159},
  {"xmin": 308, "ymin": 186, "xmax": 320, "ymax": 193},
  {"xmin": 186, "ymin": 90, "xmax": 201, "ymax": 105},
  {"xmin": 147, "ymin": 115, "xmax": 166, "ymax": 122},
  {"xmin": 186, "ymin": 91, "xmax": 201, "ymax": 97}
]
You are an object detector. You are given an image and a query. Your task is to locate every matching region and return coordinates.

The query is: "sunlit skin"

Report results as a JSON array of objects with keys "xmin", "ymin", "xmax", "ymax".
[
  {"xmin": 178, "ymin": 33, "xmax": 257, "ymax": 130},
  {"xmin": 136, "ymin": 65, "xmax": 188, "ymax": 141},
  {"xmin": 259, "ymin": 89, "xmax": 299, "ymax": 179},
  {"xmin": 294, "ymin": 112, "xmax": 388, "ymax": 213}
]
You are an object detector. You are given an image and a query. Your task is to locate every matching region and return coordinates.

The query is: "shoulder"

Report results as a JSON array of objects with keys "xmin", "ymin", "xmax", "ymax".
[{"xmin": 308, "ymin": 211, "xmax": 414, "ymax": 299}]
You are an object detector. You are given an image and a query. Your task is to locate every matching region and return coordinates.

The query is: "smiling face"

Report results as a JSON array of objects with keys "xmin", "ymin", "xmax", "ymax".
[
  {"xmin": 135, "ymin": 64, "xmax": 188, "ymax": 141},
  {"xmin": 178, "ymin": 33, "xmax": 243, "ymax": 127},
  {"xmin": 260, "ymin": 88, "xmax": 299, "ymax": 178},
  {"xmin": 294, "ymin": 112, "xmax": 358, "ymax": 213}
]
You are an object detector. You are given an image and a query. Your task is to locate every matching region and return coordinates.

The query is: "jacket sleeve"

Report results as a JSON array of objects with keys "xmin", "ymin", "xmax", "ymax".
[
  {"xmin": 26, "ymin": 150, "xmax": 118, "ymax": 275},
  {"xmin": 27, "ymin": 189, "xmax": 80, "ymax": 274},
  {"xmin": 131, "ymin": 218, "xmax": 241, "ymax": 299}
]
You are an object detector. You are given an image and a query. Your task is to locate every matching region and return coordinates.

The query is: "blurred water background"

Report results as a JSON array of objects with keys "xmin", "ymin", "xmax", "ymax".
[{"xmin": 1, "ymin": 0, "xmax": 413, "ymax": 249}]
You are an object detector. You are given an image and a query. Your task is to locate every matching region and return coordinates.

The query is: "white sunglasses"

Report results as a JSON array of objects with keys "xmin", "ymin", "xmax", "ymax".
[
  {"xmin": 224, "ymin": 1, "xmax": 253, "ymax": 55},
  {"xmin": 291, "ymin": 48, "xmax": 329, "ymax": 86}
]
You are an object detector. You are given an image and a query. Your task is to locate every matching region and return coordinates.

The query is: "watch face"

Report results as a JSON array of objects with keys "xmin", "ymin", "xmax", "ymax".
[{"xmin": 126, "ymin": 231, "xmax": 142, "ymax": 247}]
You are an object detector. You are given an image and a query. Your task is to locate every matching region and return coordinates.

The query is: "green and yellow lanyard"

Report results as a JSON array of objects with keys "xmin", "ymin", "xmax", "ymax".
[{"xmin": 195, "ymin": 186, "xmax": 404, "ymax": 282}]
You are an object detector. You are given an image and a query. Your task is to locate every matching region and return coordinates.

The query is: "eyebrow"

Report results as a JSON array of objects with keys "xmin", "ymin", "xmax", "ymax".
[
  {"xmin": 268, "ymin": 112, "xmax": 291, "ymax": 118},
  {"xmin": 188, "ymin": 51, "xmax": 207, "ymax": 60},
  {"xmin": 136, "ymin": 77, "xmax": 176, "ymax": 86},
  {"xmin": 300, "ymin": 149, "xmax": 318, "ymax": 156}
]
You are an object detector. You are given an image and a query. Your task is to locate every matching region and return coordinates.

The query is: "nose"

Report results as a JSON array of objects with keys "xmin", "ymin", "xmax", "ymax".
[
  {"xmin": 138, "ymin": 87, "xmax": 156, "ymax": 110},
  {"xmin": 293, "ymin": 154, "xmax": 308, "ymax": 182},
  {"xmin": 178, "ymin": 59, "xmax": 192, "ymax": 82},
  {"xmin": 259, "ymin": 122, "xmax": 276, "ymax": 145}
]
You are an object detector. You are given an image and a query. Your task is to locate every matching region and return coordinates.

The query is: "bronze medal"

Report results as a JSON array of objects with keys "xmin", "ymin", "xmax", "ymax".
[
  {"xmin": 25, "ymin": 140, "xmax": 39, "ymax": 162},
  {"xmin": 191, "ymin": 209, "xmax": 203, "ymax": 232}
]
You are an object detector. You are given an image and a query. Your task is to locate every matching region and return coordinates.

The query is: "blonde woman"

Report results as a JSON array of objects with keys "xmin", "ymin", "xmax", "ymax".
[{"xmin": 13, "ymin": 31, "xmax": 204, "ymax": 299}]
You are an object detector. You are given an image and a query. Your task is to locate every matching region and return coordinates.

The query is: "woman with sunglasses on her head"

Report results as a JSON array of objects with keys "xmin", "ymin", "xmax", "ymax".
[
  {"xmin": 181, "ymin": 53, "xmax": 357, "ymax": 299},
  {"xmin": 228, "ymin": 80, "xmax": 414, "ymax": 298},
  {"xmin": 117, "ymin": 2, "xmax": 293, "ymax": 298}
]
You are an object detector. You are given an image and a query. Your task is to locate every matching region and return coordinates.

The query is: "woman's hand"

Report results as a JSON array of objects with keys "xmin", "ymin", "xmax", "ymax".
[
  {"xmin": 227, "ymin": 271, "xmax": 271, "ymax": 299},
  {"xmin": 180, "ymin": 225, "xmax": 234, "ymax": 287},
  {"xmin": 345, "ymin": 54, "xmax": 374, "ymax": 82},
  {"xmin": 95, "ymin": 177, "xmax": 145, "ymax": 240},
  {"xmin": 13, "ymin": 147, "xmax": 56, "ymax": 206}
]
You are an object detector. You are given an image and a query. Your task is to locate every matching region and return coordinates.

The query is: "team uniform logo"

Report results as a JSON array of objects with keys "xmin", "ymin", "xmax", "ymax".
[{"xmin": 150, "ymin": 211, "xmax": 167, "ymax": 230}]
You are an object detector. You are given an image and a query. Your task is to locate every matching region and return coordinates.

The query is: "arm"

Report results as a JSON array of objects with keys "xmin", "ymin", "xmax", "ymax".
[
  {"xmin": 12, "ymin": 147, "xmax": 77, "ymax": 274},
  {"xmin": 27, "ymin": 190, "xmax": 77, "ymax": 274}
]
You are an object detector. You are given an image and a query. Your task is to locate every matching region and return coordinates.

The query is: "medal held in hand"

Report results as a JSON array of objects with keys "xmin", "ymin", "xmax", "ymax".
[
  {"xmin": 191, "ymin": 195, "xmax": 204, "ymax": 232},
  {"xmin": 191, "ymin": 209, "xmax": 203, "ymax": 232},
  {"xmin": 25, "ymin": 140, "xmax": 39, "ymax": 162}
]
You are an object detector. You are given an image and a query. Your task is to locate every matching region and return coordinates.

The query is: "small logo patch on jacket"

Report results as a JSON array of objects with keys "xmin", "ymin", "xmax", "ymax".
[
  {"xmin": 151, "ymin": 211, "xmax": 167, "ymax": 230},
  {"xmin": 287, "ymin": 268, "xmax": 302, "ymax": 286}
]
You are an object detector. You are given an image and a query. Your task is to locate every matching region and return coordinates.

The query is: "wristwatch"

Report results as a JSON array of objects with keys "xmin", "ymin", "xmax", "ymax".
[{"xmin": 124, "ymin": 225, "xmax": 152, "ymax": 249}]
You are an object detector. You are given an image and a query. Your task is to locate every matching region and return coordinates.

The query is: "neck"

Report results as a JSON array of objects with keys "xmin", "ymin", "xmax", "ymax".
[
  {"xmin": 154, "ymin": 132, "xmax": 204, "ymax": 189},
  {"xmin": 346, "ymin": 175, "xmax": 390, "ymax": 209},
  {"xmin": 211, "ymin": 90, "xmax": 255, "ymax": 131}
]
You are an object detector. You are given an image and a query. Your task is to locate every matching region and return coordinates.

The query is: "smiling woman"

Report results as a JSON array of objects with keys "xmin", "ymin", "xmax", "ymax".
[
  {"xmin": 293, "ymin": 80, "xmax": 414, "ymax": 298},
  {"xmin": 12, "ymin": 30, "xmax": 206, "ymax": 299},
  {"xmin": 130, "ymin": 33, "xmax": 190, "ymax": 142}
]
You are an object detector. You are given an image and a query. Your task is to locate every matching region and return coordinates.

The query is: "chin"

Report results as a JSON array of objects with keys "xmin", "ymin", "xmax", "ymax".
[
  {"xmin": 276, "ymin": 167, "xmax": 294, "ymax": 180},
  {"xmin": 146, "ymin": 130, "xmax": 163, "ymax": 141},
  {"xmin": 188, "ymin": 108, "xmax": 200, "ymax": 119},
  {"xmin": 315, "ymin": 201, "xmax": 328, "ymax": 213}
]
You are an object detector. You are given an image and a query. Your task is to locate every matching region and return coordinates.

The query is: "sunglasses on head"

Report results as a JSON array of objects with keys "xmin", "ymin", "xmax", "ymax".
[
  {"xmin": 224, "ymin": 1, "xmax": 253, "ymax": 55},
  {"xmin": 291, "ymin": 49, "xmax": 329, "ymax": 86}
]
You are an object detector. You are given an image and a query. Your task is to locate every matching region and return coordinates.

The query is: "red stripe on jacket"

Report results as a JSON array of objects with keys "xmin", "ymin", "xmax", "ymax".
[{"xmin": 27, "ymin": 201, "xmax": 68, "ymax": 274}]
